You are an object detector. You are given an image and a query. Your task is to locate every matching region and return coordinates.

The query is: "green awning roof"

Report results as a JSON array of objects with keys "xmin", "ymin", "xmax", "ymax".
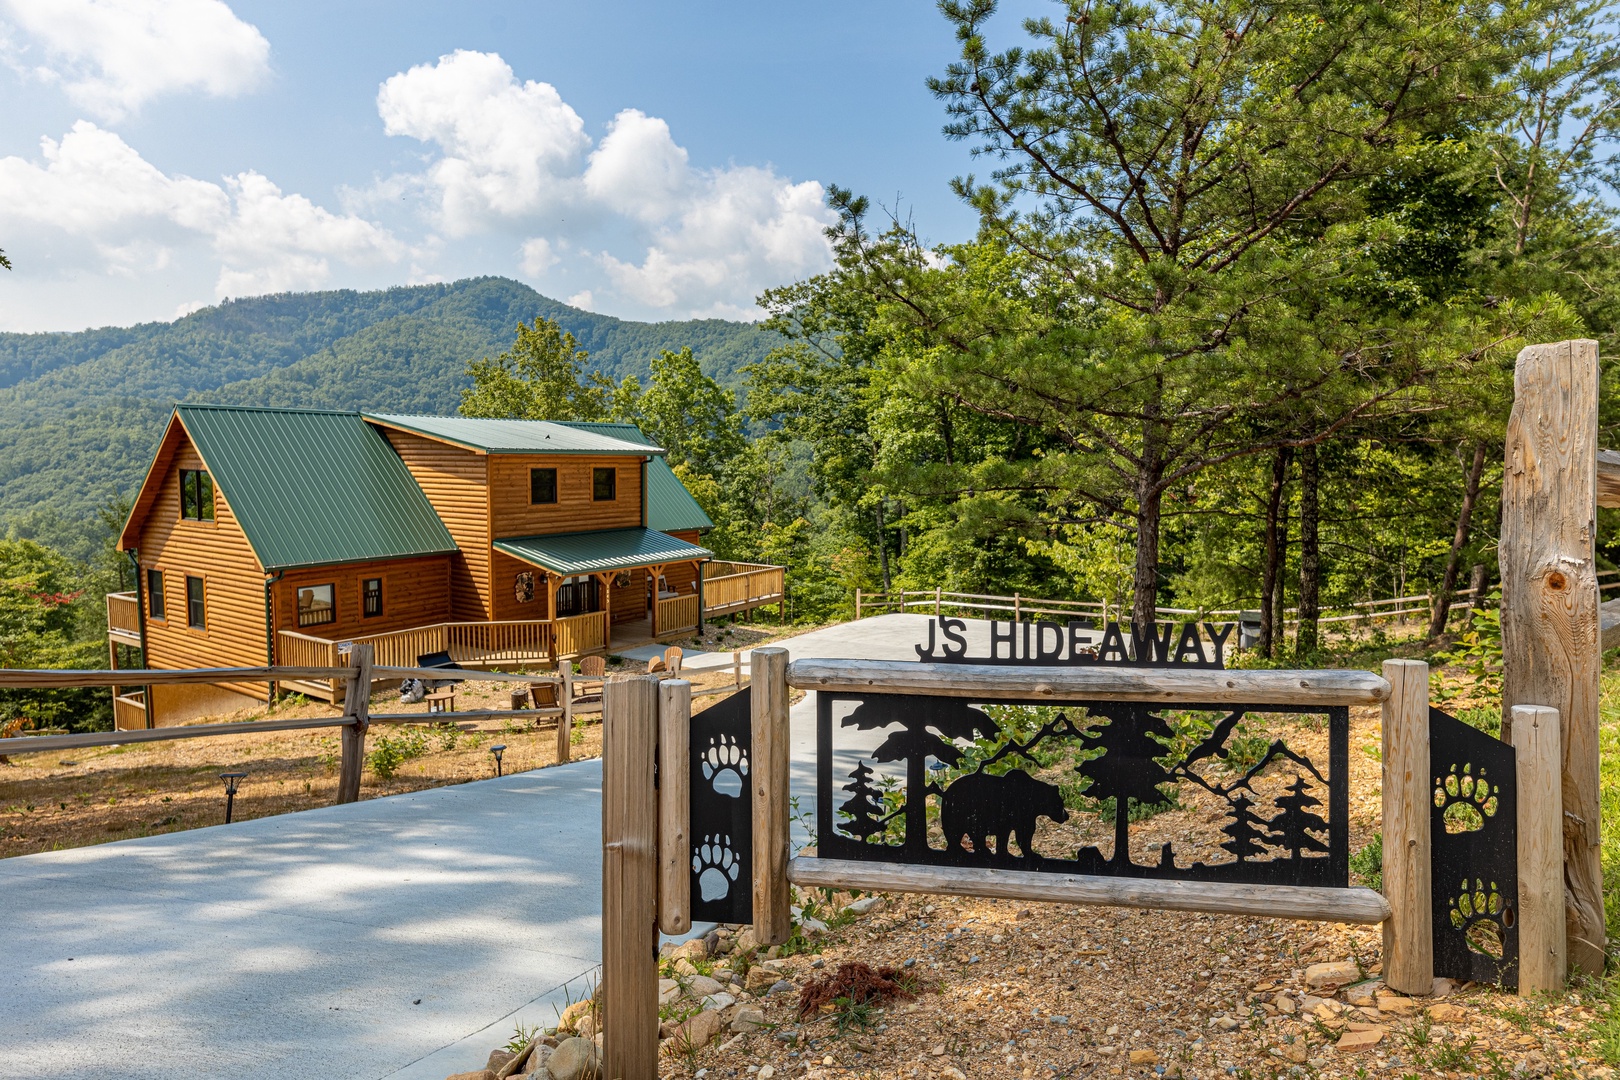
[
  {"xmin": 175, "ymin": 405, "xmax": 458, "ymax": 571},
  {"xmin": 555, "ymin": 421, "xmax": 715, "ymax": 533},
  {"xmin": 495, "ymin": 527, "xmax": 712, "ymax": 576},
  {"xmin": 364, "ymin": 413, "xmax": 662, "ymax": 455}
]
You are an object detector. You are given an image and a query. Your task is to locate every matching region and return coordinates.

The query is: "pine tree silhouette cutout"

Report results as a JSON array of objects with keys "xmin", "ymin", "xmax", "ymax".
[
  {"xmin": 1220, "ymin": 793, "xmax": 1272, "ymax": 861},
  {"xmin": 839, "ymin": 760, "xmax": 887, "ymax": 843},
  {"xmin": 1075, "ymin": 703, "xmax": 1179, "ymax": 868},
  {"xmin": 1266, "ymin": 775, "xmax": 1329, "ymax": 858},
  {"xmin": 845, "ymin": 697, "xmax": 996, "ymax": 856}
]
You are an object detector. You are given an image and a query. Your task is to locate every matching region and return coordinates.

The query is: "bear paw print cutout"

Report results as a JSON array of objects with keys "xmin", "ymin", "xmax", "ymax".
[
  {"xmin": 1433, "ymin": 762, "xmax": 1499, "ymax": 834},
  {"xmin": 1447, "ymin": 876, "xmax": 1511, "ymax": 958},
  {"xmin": 692, "ymin": 834, "xmax": 740, "ymax": 902},
  {"xmin": 701, "ymin": 734, "xmax": 749, "ymax": 798}
]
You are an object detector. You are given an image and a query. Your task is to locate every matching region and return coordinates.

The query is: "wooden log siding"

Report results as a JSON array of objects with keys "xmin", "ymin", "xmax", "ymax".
[
  {"xmin": 275, "ymin": 555, "xmax": 453, "ymax": 642},
  {"xmin": 491, "ymin": 549, "xmax": 552, "ymax": 622},
  {"xmin": 135, "ymin": 439, "xmax": 273, "ymax": 707},
  {"xmin": 381, "ymin": 427, "xmax": 492, "ymax": 621},
  {"xmin": 787, "ymin": 659, "xmax": 1390, "ymax": 705},
  {"xmin": 488, "ymin": 453, "xmax": 644, "ymax": 537}
]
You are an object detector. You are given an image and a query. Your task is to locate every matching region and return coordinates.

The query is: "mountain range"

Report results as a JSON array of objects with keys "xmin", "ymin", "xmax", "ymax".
[{"xmin": 0, "ymin": 277, "xmax": 776, "ymax": 551}]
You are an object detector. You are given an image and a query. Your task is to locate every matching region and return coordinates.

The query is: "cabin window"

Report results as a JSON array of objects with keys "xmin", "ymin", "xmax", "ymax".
[
  {"xmin": 147, "ymin": 569, "xmax": 165, "ymax": 620},
  {"xmin": 185, "ymin": 576, "xmax": 206, "ymax": 630},
  {"xmin": 555, "ymin": 575, "xmax": 599, "ymax": 618},
  {"xmin": 530, "ymin": 467, "xmax": 558, "ymax": 504},
  {"xmin": 180, "ymin": 469, "xmax": 214, "ymax": 521},
  {"xmin": 514, "ymin": 572, "xmax": 535, "ymax": 604},
  {"xmin": 362, "ymin": 578, "xmax": 383, "ymax": 618},
  {"xmin": 298, "ymin": 583, "xmax": 336, "ymax": 627},
  {"xmin": 592, "ymin": 467, "xmax": 616, "ymax": 501}
]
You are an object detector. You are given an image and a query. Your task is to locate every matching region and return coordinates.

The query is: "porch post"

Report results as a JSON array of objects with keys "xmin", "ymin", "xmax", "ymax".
[
  {"xmin": 696, "ymin": 559, "xmax": 706, "ymax": 633},
  {"xmin": 598, "ymin": 571, "xmax": 614, "ymax": 652}
]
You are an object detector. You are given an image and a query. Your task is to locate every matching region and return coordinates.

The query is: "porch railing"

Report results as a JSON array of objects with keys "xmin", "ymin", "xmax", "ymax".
[
  {"xmin": 277, "ymin": 629, "xmax": 345, "ymax": 701},
  {"xmin": 107, "ymin": 591, "xmax": 140, "ymax": 639},
  {"xmin": 703, "ymin": 562, "xmax": 785, "ymax": 617},
  {"xmin": 657, "ymin": 594, "xmax": 700, "ymax": 636}
]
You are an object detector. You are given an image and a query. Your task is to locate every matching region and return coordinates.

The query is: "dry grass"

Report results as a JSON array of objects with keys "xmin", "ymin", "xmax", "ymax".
[{"xmin": 0, "ymin": 662, "xmax": 743, "ymax": 859}]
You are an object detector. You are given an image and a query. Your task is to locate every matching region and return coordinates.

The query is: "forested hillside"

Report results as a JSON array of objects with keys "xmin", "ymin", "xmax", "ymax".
[{"xmin": 0, "ymin": 277, "xmax": 772, "ymax": 547}]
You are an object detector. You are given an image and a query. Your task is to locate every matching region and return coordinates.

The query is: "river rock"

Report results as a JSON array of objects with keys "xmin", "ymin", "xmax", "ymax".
[
  {"xmin": 671, "ymin": 938, "xmax": 710, "ymax": 962},
  {"xmin": 446, "ymin": 1072, "xmax": 494, "ymax": 1080},
  {"xmin": 686, "ymin": 975, "xmax": 724, "ymax": 997},
  {"xmin": 545, "ymin": 1037, "xmax": 599, "ymax": 1080},
  {"xmin": 1335, "ymin": 1029, "xmax": 1383, "ymax": 1053},
  {"xmin": 845, "ymin": 896, "xmax": 883, "ymax": 916},
  {"xmin": 673, "ymin": 1008, "xmax": 724, "ymax": 1049},
  {"xmin": 731, "ymin": 1006, "xmax": 766, "ymax": 1033}
]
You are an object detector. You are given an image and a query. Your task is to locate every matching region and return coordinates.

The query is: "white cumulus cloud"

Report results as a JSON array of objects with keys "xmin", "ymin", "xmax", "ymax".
[
  {"xmin": 0, "ymin": 122, "xmax": 402, "ymax": 297},
  {"xmin": 1, "ymin": 0, "xmax": 271, "ymax": 120},
  {"xmin": 379, "ymin": 52, "xmax": 834, "ymax": 318},
  {"xmin": 377, "ymin": 50, "xmax": 589, "ymax": 236}
]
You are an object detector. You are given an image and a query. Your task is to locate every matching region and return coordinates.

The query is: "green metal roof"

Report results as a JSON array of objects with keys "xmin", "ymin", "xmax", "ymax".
[
  {"xmin": 363, "ymin": 413, "xmax": 662, "ymax": 456},
  {"xmin": 495, "ymin": 527, "xmax": 712, "ymax": 576},
  {"xmin": 175, "ymin": 405, "xmax": 458, "ymax": 571},
  {"xmin": 556, "ymin": 422, "xmax": 716, "ymax": 533}
]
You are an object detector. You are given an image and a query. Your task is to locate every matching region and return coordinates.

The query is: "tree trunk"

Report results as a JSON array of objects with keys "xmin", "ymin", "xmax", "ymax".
[
  {"xmin": 1131, "ymin": 403, "xmax": 1168, "ymax": 638},
  {"xmin": 1272, "ymin": 465, "xmax": 1290, "ymax": 651},
  {"xmin": 1427, "ymin": 441, "xmax": 1488, "ymax": 640},
  {"xmin": 905, "ymin": 752, "xmax": 928, "ymax": 856},
  {"xmin": 1258, "ymin": 447, "xmax": 1292, "ymax": 659},
  {"xmin": 1297, "ymin": 443, "xmax": 1321, "ymax": 656},
  {"xmin": 1113, "ymin": 800, "xmax": 1131, "ymax": 867},
  {"xmin": 874, "ymin": 501, "xmax": 891, "ymax": 592}
]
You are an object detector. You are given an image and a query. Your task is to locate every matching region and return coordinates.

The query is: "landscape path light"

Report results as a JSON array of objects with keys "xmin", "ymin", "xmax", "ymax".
[
  {"xmin": 491, "ymin": 744, "xmax": 506, "ymax": 777},
  {"xmin": 219, "ymin": 772, "xmax": 247, "ymax": 823}
]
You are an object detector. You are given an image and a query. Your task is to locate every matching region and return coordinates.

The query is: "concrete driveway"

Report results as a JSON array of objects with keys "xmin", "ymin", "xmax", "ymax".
[{"xmin": 0, "ymin": 614, "xmax": 999, "ymax": 1079}]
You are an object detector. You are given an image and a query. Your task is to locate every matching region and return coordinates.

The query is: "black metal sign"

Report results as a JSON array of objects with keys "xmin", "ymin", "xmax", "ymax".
[
  {"xmin": 1429, "ymin": 706, "xmax": 1518, "ymax": 988},
  {"xmin": 815, "ymin": 691, "xmax": 1348, "ymax": 887},
  {"xmin": 914, "ymin": 617, "xmax": 1233, "ymax": 667},
  {"xmin": 688, "ymin": 687, "xmax": 753, "ymax": 924}
]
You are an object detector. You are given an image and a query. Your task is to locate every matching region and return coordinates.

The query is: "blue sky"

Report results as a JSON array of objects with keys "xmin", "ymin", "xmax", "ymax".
[{"xmin": 0, "ymin": 0, "xmax": 1044, "ymax": 332}]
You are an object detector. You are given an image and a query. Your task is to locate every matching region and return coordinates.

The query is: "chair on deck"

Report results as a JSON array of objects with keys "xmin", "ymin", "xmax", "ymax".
[
  {"xmin": 528, "ymin": 680, "xmax": 559, "ymax": 711},
  {"xmin": 663, "ymin": 646, "xmax": 683, "ymax": 673}
]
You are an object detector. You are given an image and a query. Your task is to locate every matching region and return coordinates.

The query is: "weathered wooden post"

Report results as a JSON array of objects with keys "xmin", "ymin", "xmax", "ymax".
[
  {"xmin": 751, "ymin": 646, "xmax": 792, "ymax": 945},
  {"xmin": 1511, "ymin": 704, "xmax": 1568, "ymax": 994},
  {"xmin": 1380, "ymin": 658, "xmax": 1433, "ymax": 995},
  {"xmin": 556, "ymin": 662, "xmax": 573, "ymax": 765},
  {"xmin": 855, "ymin": 588, "xmax": 862, "ymax": 620},
  {"xmin": 336, "ymin": 644, "xmax": 372, "ymax": 804},
  {"xmin": 1500, "ymin": 338, "xmax": 1606, "ymax": 974},
  {"xmin": 602, "ymin": 674, "xmax": 659, "ymax": 1079},
  {"xmin": 658, "ymin": 678, "xmax": 692, "ymax": 936}
]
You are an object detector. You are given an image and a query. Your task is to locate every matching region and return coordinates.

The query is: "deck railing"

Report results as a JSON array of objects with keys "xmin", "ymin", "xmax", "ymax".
[
  {"xmin": 657, "ymin": 594, "xmax": 700, "ymax": 635},
  {"xmin": 107, "ymin": 591, "xmax": 140, "ymax": 638},
  {"xmin": 553, "ymin": 611, "xmax": 607, "ymax": 657},
  {"xmin": 703, "ymin": 562, "xmax": 785, "ymax": 617},
  {"xmin": 277, "ymin": 630, "xmax": 345, "ymax": 700}
]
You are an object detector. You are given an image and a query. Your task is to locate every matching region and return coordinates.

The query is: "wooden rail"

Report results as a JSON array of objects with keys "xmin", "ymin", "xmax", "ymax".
[
  {"xmin": 106, "ymin": 590, "xmax": 140, "ymax": 639},
  {"xmin": 0, "ymin": 715, "xmax": 355, "ymax": 756},
  {"xmin": 703, "ymin": 563, "xmax": 785, "ymax": 618},
  {"xmin": 787, "ymin": 658, "xmax": 1390, "ymax": 705},
  {"xmin": 657, "ymin": 593, "xmax": 699, "ymax": 635}
]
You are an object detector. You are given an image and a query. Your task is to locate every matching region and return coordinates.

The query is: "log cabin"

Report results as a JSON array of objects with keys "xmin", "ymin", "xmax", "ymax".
[{"xmin": 107, "ymin": 404, "xmax": 785, "ymax": 727}]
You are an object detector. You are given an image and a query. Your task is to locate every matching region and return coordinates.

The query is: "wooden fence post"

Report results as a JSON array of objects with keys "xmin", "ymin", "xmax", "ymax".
[
  {"xmin": 1380, "ymin": 658, "xmax": 1433, "ymax": 996},
  {"xmin": 336, "ymin": 644, "xmax": 372, "ymax": 805},
  {"xmin": 751, "ymin": 646, "xmax": 792, "ymax": 945},
  {"xmin": 1501, "ymin": 338, "xmax": 1605, "ymax": 974},
  {"xmin": 658, "ymin": 678, "xmax": 692, "ymax": 936},
  {"xmin": 732, "ymin": 649, "xmax": 742, "ymax": 690},
  {"xmin": 935, "ymin": 586, "xmax": 942, "ymax": 617},
  {"xmin": 1512, "ymin": 704, "xmax": 1568, "ymax": 995},
  {"xmin": 602, "ymin": 674, "xmax": 659, "ymax": 1080},
  {"xmin": 557, "ymin": 662, "xmax": 573, "ymax": 765},
  {"xmin": 855, "ymin": 588, "xmax": 862, "ymax": 620}
]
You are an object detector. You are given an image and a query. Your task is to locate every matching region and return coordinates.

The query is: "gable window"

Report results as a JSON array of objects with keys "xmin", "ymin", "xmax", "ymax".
[
  {"xmin": 297, "ymin": 583, "xmax": 336, "ymax": 627},
  {"xmin": 147, "ymin": 569, "xmax": 166, "ymax": 620},
  {"xmin": 180, "ymin": 469, "xmax": 214, "ymax": 521},
  {"xmin": 530, "ymin": 467, "xmax": 558, "ymax": 504},
  {"xmin": 362, "ymin": 578, "xmax": 383, "ymax": 618},
  {"xmin": 185, "ymin": 576, "xmax": 206, "ymax": 630},
  {"xmin": 592, "ymin": 467, "xmax": 616, "ymax": 501}
]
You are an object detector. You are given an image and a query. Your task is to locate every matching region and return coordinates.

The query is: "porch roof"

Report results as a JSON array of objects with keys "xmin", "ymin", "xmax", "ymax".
[{"xmin": 495, "ymin": 527, "xmax": 712, "ymax": 576}]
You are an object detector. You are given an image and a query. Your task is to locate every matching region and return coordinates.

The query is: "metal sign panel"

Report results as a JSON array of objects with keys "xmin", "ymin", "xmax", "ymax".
[
  {"xmin": 688, "ymin": 687, "xmax": 753, "ymax": 924},
  {"xmin": 815, "ymin": 691, "xmax": 1348, "ymax": 887},
  {"xmin": 1429, "ymin": 707, "xmax": 1519, "ymax": 988}
]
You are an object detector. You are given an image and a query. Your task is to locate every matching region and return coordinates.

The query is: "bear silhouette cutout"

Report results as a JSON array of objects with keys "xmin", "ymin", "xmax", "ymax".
[{"xmin": 941, "ymin": 769, "xmax": 1069, "ymax": 861}]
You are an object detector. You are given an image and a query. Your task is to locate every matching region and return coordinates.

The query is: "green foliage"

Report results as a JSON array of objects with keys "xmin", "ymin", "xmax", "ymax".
[
  {"xmin": 366, "ymin": 729, "xmax": 429, "ymax": 780},
  {"xmin": 0, "ymin": 536, "xmax": 113, "ymax": 733},
  {"xmin": 1437, "ymin": 600, "xmax": 1505, "ymax": 697},
  {"xmin": 460, "ymin": 316, "xmax": 612, "ymax": 421},
  {"xmin": 1350, "ymin": 834, "xmax": 1385, "ymax": 893}
]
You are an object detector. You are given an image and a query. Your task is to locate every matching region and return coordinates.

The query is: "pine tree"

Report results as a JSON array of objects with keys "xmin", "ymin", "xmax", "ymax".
[
  {"xmin": 845, "ymin": 697, "xmax": 996, "ymax": 856},
  {"xmin": 1220, "ymin": 793, "xmax": 1272, "ymax": 862},
  {"xmin": 839, "ymin": 760, "xmax": 887, "ymax": 843},
  {"xmin": 1075, "ymin": 704, "xmax": 1179, "ymax": 868},
  {"xmin": 1266, "ymin": 776, "xmax": 1330, "ymax": 858}
]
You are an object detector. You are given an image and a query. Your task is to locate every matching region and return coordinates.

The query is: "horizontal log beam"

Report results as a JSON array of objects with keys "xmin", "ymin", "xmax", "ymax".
[
  {"xmin": 0, "ymin": 715, "xmax": 355, "ymax": 755},
  {"xmin": 786, "ymin": 660, "xmax": 1390, "ymax": 705},
  {"xmin": 1599, "ymin": 449, "xmax": 1620, "ymax": 508},
  {"xmin": 366, "ymin": 708, "xmax": 562, "ymax": 723},
  {"xmin": 0, "ymin": 666, "xmax": 351, "ymax": 688},
  {"xmin": 372, "ymin": 666, "xmax": 561, "ymax": 684},
  {"xmin": 786, "ymin": 857, "xmax": 1391, "ymax": 925}
]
